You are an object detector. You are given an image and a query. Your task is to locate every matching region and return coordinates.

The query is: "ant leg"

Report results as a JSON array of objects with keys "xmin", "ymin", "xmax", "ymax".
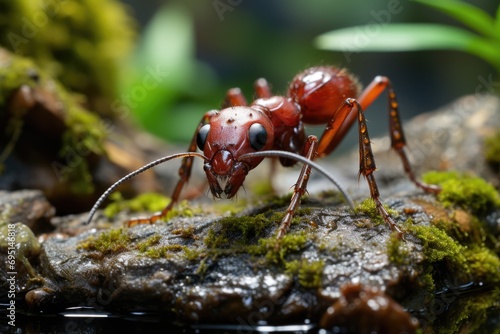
[
  {"xmin": 276, "ymin": 135, "xmax": 318, "ymax": 241},
  {"xmin": 318, "ymin": 99, "xmax": 402, "ymax": 235},
  {"xmin": 223, "ymin": 77, "xmax": 272, "ymax": 108},
  {"xmin": 254, "ymin": 78, "xmax": 272, "ymax": 98},
  {"xmin": 360, "ymin": 77, "xmax": 440, "ymax": 193},
  {"xmin": 223, "ymin": 88, "xmax": 247, "ymax": 107},
  {"xmin": 127, "ymin": 111, "xmax": 216, "ymax": 226},
  {"xmin": 353, "ymin": 99, "xmax": 403, "ymax": 236},
  {"xmin": 317, "ymin": 76, "xmax": 439, "ymax": 194}
]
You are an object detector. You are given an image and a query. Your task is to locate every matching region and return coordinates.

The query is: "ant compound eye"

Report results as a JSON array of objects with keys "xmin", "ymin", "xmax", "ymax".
[
  {"xmin": 248, "ymin": 123, "xmax": 268, "ymax": 151},
  {"xmin": 196, "ymin": 124, "xmax": 210, "ymax": 150}
]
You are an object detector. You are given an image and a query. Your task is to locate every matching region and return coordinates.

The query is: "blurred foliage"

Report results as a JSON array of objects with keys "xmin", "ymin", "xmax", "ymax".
[
  {"xmin": 2, "ymin": 0, "xmax": 496, "ymax": 146},
  {"xmin": 0, "ymin": 48, "xmax": 106, "ymax": 194},
  {"xmin": 122, "ymin": 0, "xmax": 498, "ymax": 146},
  {"xmin": 119, "ymin": 4, "xmax": 216, "ymax": 142},
  {"xmin": 316, "ymin": 0, "xmax": 500, "ymax": 74},
  {"xmin": 0, "ymin": 0, "xmax": 135, "ymax": 114}
]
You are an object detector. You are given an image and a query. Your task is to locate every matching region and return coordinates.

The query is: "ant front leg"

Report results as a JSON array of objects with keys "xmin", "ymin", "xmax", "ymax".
[
  {"xmin": 222, "ymin": 77, "xmax": 272, "ymax": 107},
  {"xmin": 319, "ymin": 99, "xmax": 402, "ymax": 236},
  {"xmin": 276, "ymin": 136, "xmax": 318, "ymax": 241},
  {"xmin": 127, "ymin": 111, "xmax": 216, "ymax": 226},
  {"xmin": 254, "ymin": 78, "xmax": 272, "ymax": 98},
  {"xmin": 223, "ymin": 88, "xmax": 247, "ymax": 107}
]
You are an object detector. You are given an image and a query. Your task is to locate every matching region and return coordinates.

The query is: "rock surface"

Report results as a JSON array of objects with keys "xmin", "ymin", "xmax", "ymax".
[{"xmin": 1, "ymin": 95, "xmax": 499, "ymax": 333}]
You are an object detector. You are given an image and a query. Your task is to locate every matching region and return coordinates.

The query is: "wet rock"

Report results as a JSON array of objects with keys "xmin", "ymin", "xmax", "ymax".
[
  {"xmin": 0, "ymin": 190, "xmax": 51, "ymax": 295},
  {"xmin": 23, "ymin": 188, "xmax": 499, "ymax": 330},
  {"xmin": 3, "ymin": 95, "xmax": 500, "ymax": 332},
  {"xmin": 0, "ymin": 48, "xmax": 158, "ymax": 215},
  {"xmin": 0, "ymin": 190, "xmax": 55, "ymax": 233}
]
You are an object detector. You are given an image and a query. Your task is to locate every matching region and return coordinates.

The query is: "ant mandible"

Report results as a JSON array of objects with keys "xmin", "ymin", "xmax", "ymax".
[{"xmin": 86, "ymin": 66, "xmax": 440, "ymax": 240}]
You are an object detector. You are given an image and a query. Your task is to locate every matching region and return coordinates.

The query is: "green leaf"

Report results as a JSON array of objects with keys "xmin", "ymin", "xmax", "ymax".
[
  {"xmin": 413, "ymin": 0, "xmax": 497, "ymax": 39},
  {"xmin": 315, "ymin": 24, "xmax": 476, "ymax": 52},
  {"xmin": 119, "ymin": 4, "xmax": 207, "ymax": 142},
  {"xmin": 466, "ymin": 37, "xmax": 500, "ymax": 72}
]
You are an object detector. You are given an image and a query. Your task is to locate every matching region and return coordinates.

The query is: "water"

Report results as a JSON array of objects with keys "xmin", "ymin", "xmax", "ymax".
[{"xmin": 1, "ymin": 284, "xmax": 499, "ymax": 333}]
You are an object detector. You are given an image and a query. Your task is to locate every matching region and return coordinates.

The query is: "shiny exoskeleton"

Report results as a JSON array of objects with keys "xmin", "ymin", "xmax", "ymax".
[{"xmin": 122, "ymin": 66, "xmax": 440, "ymax": 239}]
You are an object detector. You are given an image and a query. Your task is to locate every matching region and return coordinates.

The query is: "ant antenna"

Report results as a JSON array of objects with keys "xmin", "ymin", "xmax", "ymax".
[
  {"xmin": 240, "ymin": 150, "xmax": 354, "ymax": 209},
  {"xmin": 84, "ymin": 152, "xmax": 207, "ymax": 225}
]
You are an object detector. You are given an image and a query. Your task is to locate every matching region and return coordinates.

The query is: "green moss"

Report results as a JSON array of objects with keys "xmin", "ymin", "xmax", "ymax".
[
  {"xmin": 400, "ymin": 214, "xmax": 500, "ymax": 299},
  {"xmin": 0, "ymin": 0, "xmax": 135, "ymax": 109},
  {"xmin": 78, "ymin": 228, "xmax": 130, "ymax": 255},
  {"xmin": 135, "ymin": 234, "xmax": 202, "ymax": 261},
  {"xmin": 422, "ymin": 171, "xmax": 500, "ymax": 215},
  {"xmin": 183, "ymin": 247, "xmax": 203, "ymax": 262},
  {"xmin": 433, "ymin": 289, "xmax": 500, "ymax": 334},
  {"xmin": 408, "ymin": 224, "xmax": 466, "ymax": 267},
  {"xmin": 104, "ymin": 193, "xmax": 198, "ymax": 221},
  {"xmin": 135, "ymin": 234, "xmax": 161, "ymax": 253},
  {"xmin": 354, "ymin": 198, "xmax": 398, "ymax": 225},
  {"xmin": 0, "ymin": 52, "xmax": 39, "ymax": 106},
  {"xmin": 285, "ymin": 259, "xmax": 324, "ymax": 288},
  {"xmin": 196, "ymin": 258, "xmax": 209, "ymax": 276},
  {"xmin": 0, "ymin": 50, "xmax": 107, "ymax": 194},
  {"xmin": 204, "ymin": 213, "xmax": 278, "ymax": 249},
  {"xmin": 386, "ymin": 231, "xmax": 410, "ymax": 266},
  {"xmin": 59, "ymin": 101, "xmax": 106, "ymax": 194},
  {"xmin": 484, "ymin": 131, "xmax": 500, "ymax": 167},
  {"xmin": 404, "ymin": 222, "xmax": 469, "ymax": 292},
  {"xmin": 104, "ymin": 192, "xmax": 170, "ymax": 218},
  {"xmin": 463, "ymin": 246, "xmax": 500, "ymax": 284},
  {"xmin": 278, "ymin": 232, "xmax": 309, "ymax": 259},
  {"xmin": 143, "ymin": 244, "xmax": 184, "ymax": 259},
  {"xmin": 418, "ymin": 270, "xmax": 435, "ymax": 291},
  {"xmin": 432, "ymin": 211, "xmax": 486, "ymax": 245},
  {"xmin": 172, "ymin": 225, "xmax": 197, "ymax": 239},
  {"xmin": 249, "ymin": 231, "xmax": 308, "ymax": 263},
  {"xmin": 295, "ymin": 207, "xmax": 312, "ymax": 217}
]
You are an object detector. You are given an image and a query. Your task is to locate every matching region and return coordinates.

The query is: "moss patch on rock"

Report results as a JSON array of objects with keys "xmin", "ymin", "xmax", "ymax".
[
  {"xmin": 250, "ymin": 231, "xmax": 309, "ymax": 263},
  {"xmin": 422, "ymin": 171, "xmax": 500, "ymax": 216},
  {"xmin": 391, "ymin": 213, "xmax": 500, "ymax": 297},
  {"xmin": 408, "ymin": 223, "xmax": 466, "ymax": 268},
  {"xmin": 204, "ymin": 213, "xmax": 279, "ymax": 249},
  {"xmin": 484, "ymin": 131, "xmax": 500, "ymax": 168},
  {"xmin": 103, "ymin": 193, "xmax": 198, "ymax": 221},
  {"xmin": 463, "ymin": 245, "xmax": 500, "ymax": 284},
  {"xmin": 77, "ymin": 228, "xmax": 130, "ymax": 256},
  {"xmin": 285, "ymin": 258, "xmax": 325, "ymax": 288},
  {"xmin": 0, "ymin": 50, "xmax": 108, "ymax": 194},
  {"xmin": 354, "ymin": 198, "xmax": 398, "ymax": 225},
  {"xmin": 0, "ymin": 0, "xmax": 135, "ymax": 108}
]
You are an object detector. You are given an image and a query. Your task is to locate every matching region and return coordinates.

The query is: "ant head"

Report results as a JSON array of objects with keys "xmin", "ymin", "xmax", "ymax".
[{"xmin": 196, "ymin": 106, "xmax": 274, "ymax": 198}]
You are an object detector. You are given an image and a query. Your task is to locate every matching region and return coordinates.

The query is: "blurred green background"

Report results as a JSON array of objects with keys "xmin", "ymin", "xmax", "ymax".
[
  {"xmin": 119, "ymin": 0, "xmax": 497, "ymax": 152},
  {"xmin": 3, "ymin": 0, "xmax": 498, "ymax": 153}
]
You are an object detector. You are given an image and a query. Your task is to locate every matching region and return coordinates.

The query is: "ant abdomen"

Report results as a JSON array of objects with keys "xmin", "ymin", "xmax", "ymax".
[{"xmin": 288, "ymin": 66, "xmax": 361, "ymax": 124}]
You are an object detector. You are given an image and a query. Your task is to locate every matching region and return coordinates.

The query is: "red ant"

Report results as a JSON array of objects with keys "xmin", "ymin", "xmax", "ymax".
[{"xmin": 86, "ymin": 66, "xmax": 440, "ymax": 239}]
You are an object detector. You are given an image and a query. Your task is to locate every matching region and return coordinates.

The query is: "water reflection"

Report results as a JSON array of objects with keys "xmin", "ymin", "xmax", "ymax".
[{"xmin": 1, "ymin": 285, "xmax": 498, "ymax": 334}]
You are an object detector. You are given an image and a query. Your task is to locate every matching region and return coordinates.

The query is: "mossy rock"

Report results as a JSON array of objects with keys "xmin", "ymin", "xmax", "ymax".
[
  {"xmin": 0, "ymin": 48, "xmax": 106, "ymax": 194},
  {"xmin": 0, "ymin": 0, "xmax": 135, "ymax": 114},
  {"xmin": 0, "ymin": 49, "xmax": 157, "ymax": 213}
]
